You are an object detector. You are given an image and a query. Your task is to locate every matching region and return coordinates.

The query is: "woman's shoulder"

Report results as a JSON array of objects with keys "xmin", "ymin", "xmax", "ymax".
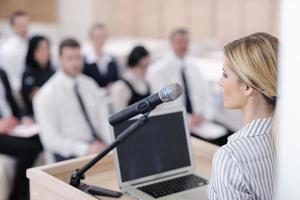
[{"xmin": 212, "ymin": 146, "xmax": 237, "ymax": 171}]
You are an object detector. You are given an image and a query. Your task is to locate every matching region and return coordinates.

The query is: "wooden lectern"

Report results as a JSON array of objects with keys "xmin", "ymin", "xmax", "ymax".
[{"xmin": 27, "ymin": 139, "xmax": 218, "ymax": 200}]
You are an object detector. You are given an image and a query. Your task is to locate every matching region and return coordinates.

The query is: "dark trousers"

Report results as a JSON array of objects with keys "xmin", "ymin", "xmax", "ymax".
[
  {"xmin": 0, "ymin": 134, "xmax": 43, "ymax": 200},
  {"xmin": 191, "ymin": 121, "xmax": 234, "ymax": 146},
  {"xmin": 54, "ymin": 154, "xmax": 76, "ymax": 162}
]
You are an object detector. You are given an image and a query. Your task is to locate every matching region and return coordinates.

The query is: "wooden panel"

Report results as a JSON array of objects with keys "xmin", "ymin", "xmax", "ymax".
[
  {"xmin": 114, "ymin": 0, "xmax": 139, "ymax": 37},
  {"xmin": 244, "ymin": 0, "xmax": 272, "ymax": 35},
  {"xmin": 163, "ymin": 0, "xmax": 187, "ymax": 37},
  {"xmin": 136, "ymin": 0, "xmax": 163, "ymax": 38},
  {"xmin": 94, "ymin": 0, "xmax": 116, "ymax": 35},
  {"xmin": 28, "ymin": 138, "xmax": 219, "ymax": 200},
  {"xmin": 0, "ymin": 0, "xmax": 57, "ymax": 23},
  {"xmin": 0, "ymin": 0, "xmax": 279, "ymax": 41},
  {"xmin": 270, "ymin": 0, "xmax": 279, "ymax": 36},
  {"xmin": 187, "ymin": 0, "xmax": 213, "ymax": 40},
  {"xmin": 91, "ymin": 0, "xmax": 278, "ymax": 42},
  {"xmin": 215, "ymin": 0, "xmax": 244, "ymax": 43}
]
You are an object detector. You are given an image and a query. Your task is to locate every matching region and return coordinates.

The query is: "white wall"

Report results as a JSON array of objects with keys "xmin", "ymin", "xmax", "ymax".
[
  {"xmin": 57, "ymin": 0, "xmax": 96, "ymax": 42},
  {"xmin": 277, "ymin": 0, "xmax": 300, "ymax": 199}
]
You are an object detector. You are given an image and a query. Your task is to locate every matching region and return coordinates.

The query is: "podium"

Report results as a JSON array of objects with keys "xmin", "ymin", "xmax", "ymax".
[{"xmin": 27, "ymin": 138, "xmax": 219, "ymax": 200}]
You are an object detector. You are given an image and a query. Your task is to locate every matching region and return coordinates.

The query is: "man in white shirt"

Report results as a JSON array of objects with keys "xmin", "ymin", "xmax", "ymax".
[
  {"xmin": 0, "ymin": 11, "xmax": 30, "ymax": 91},
  {"xmin": 147, "ymin": 29, "xmax": 212, "ymax": 127},
  {"xmin": 34, "ymin": 38, "xmax": 110, "ymax": 161},
  {"xmin": 147, "ymin": 29, "xmax": 232, "ymax": 146}
]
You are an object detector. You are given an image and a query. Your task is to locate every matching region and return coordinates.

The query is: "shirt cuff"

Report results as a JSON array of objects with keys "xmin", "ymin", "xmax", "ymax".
[{"xmin": 73, "ymin": 142, "xmax": 90, "ymax": 157}]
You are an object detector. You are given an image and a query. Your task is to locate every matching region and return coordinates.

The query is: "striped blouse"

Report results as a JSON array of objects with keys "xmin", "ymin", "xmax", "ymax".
[{"xmin": 208, "ymin": 117, "xmax": 276, "ymax": 200}]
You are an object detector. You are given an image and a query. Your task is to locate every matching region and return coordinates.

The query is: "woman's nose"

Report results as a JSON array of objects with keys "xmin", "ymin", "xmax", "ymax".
[{"xmin": 218, "ymin": 78, "xmax": 224, "ymax": 87}]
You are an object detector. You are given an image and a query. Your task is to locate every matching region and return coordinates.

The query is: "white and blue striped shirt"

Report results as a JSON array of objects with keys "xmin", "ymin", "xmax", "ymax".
[{"xmin": 208, "ymin": 117, "xmax": 276, "ymax": 200}]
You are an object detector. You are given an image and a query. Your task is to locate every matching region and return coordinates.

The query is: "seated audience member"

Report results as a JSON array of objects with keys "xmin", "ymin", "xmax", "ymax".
[
  {"xmin": 82, "ymin": 23, "xmax": 120, "ymax": 92},
  {"xmin": 0, "ymin": 68, "xmax": 42, "ymax": 200},
  {"xmin": 34, "ymin": 38, "xmax": 110, "ymax": 162},
  {"xmin": 0, "ymin": 11, "xmax": 30, "ymax": 91},
  {"xmin": 21, "ymin": 35, "xmax": 55, "ymax": 117},
  {"xmin": 111, "ymin": 46, "xmax": 151, "ymax": 112},
  {"xmin": 147, "ymin": 28, "xmax": 232, "ymax": 146}
]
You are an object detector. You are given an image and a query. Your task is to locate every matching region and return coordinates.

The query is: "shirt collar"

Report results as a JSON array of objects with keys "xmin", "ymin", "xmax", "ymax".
[
  {"xmin": 56, "ymin": 70, "xmax": 80, "ymax": 89},
  {"xmin": 11, "ymin": 33, "xmax": 28, "ymax": 42},
  {"xmin": 169, "ymin": 52, "xmax": 188, "ymax": 70},
  {"xmin": 85, "ymin": 46, "xmax": 112, "ymax": 65},
  {"xmin": 228, "ymin": 117, "xmax": 272, "ymax": 143}
]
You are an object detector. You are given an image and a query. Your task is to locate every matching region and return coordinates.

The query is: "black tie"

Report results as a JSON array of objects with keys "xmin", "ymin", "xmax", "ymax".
[
  {"xmin": 181, "ymin": 67, "xmax": 193, "ymax": 114},
  {"xmin": 74, "ymin": 83, "xmax": 101, "ymax": 141}
]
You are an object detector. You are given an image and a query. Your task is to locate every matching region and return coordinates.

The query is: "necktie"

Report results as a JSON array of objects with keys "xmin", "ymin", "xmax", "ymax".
[
  {"xmin": 181, "ymin": 66, "xmax": 193, "ymax": 114},
  {"xmin": 74, "ymin": 83, "xmax": 101, "ymax": 141}
]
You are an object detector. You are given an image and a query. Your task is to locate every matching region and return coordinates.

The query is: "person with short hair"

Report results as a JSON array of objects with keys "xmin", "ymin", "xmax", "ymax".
[
  {"xmin": 147, "ymin": 28, "xmax": 231, "ymax": 145},
  {"xmin": 208, "ymin": 32, "xmax": 278, "ymax": 200},
  {"xmin": 148, "ymin": 28, "xmax": 211, "ymax": 123},
  {"xmin": 110, "ymin": 45, "xmax": 151, "ymax": 112},
  {"xmin": 34, "ymin": 38, "xmax": 110, "ymax": 162},
  {"xmin": 0, "ymin": 11, "xmax": 31, "ymax": 91},
  {"xmin": 82, "ymin": 23, "xmax": 120, "ymax": 92}
]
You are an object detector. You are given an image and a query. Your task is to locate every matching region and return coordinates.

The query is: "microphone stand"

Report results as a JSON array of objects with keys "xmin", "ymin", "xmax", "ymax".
[{"xmin": 69, "ymin": 113, "xmax": 150, "ymax": 198}]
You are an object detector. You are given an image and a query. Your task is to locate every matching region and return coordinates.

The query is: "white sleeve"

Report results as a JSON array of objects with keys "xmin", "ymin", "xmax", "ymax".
[
  {"xmin": 110, "ymin": 81, "xmax": 131, "ymax": 113},
  {"xmin": 146, "ymin": 65, "xmax": 166, "ymax": 94},
  {"xmin": 94, "ymin": 89, "xmax": 112, "ymax": 144},
  {"xmin": 189, "ymin": 65, "xmax": 214, "ymax": 119},
  {"xmin": 34, "ymin": 94, "xmax": 90, "ymax": 157},
  {"xmin": 208, "ymin": 148, "xmax": 252, "ymax": 200}
]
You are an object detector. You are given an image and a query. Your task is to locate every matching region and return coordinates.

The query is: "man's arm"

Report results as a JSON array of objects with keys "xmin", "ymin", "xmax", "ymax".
[{"xmin": 34, "ymin": 93, "xmax": 90, "ymax": 158}]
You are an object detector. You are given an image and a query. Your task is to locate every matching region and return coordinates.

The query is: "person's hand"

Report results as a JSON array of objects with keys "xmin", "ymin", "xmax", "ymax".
[
  {"xmin": 0, "ymin": 117, "xmax": 19, "ymax": 134},
  {"xmin": 21, "ymin": 116, "xmax": 34, "ymax": 125},
  {"xmin": 106, "ymin": 83, "xmax": 113, "ymax": 95},
  {"xmin": 29, "ymin": 87, "xmax": 40, "ymax": 100},
  {"xmin": 88, "ymin": 141, "xmax": 107, "ymax": 155},
  {"xmin": 189, "ymin": 114, "xmax": 205, "ymax": 127}
]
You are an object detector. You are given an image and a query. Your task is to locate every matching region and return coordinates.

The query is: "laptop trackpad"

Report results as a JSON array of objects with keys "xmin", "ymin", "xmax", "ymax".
[{"xmin": 179, "ymin": 187, "xmax": 208, "ymax": 200}]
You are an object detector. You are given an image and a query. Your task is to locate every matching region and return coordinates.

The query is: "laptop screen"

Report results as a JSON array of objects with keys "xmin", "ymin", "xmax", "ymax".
[{"xmin": 113, "ymin": 111, "xmax": 192, "ymax": 183}]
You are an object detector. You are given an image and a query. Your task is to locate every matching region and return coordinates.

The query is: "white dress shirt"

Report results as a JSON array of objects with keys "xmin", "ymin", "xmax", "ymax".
[
  {"xmin": 0, "ymin": 34, "xmax": 28, "ymax": 91},
  {"xmin": 147, "ymin": 53, "xmax": 213, "ymax": 119},
  {"xmin": 34, "ymin": 71, "xmax": 111, "ymax": 157},
  {"xmin": 110, "ymin": 70, "xmax": 149, "ymax": 112},
  {"xmin": 208, "ymin": 117, "xmax": 276, "ymax": 200}
]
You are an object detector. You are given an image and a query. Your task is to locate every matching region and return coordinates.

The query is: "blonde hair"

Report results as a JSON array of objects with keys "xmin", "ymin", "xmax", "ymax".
[
  {"xmin": 224, "ymin": 32, "xmax": 278, "ymax": 106},
  {"xmin": 224, "ymin": 32, "xmax": 278, "ymax": 146}
]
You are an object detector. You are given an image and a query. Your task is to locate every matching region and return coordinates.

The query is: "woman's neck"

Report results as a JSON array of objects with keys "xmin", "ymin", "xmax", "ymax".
[
  {"xmin": 130, "ymin": 67, "xmax": 144, "ymax": 78},
  {"xmin": 242, "ymin": 96, "xmax": 274, "ymax": 125}
]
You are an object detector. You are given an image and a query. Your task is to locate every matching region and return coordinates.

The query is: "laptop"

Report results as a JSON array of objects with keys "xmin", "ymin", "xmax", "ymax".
[{"xmin": 111, "ymin": 107, "xmax": 209, "ymax": 200}]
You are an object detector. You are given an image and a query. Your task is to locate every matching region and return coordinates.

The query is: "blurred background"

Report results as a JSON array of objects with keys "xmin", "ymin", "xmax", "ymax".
[
  {"xmin": 0, "ymin": 1, "xmax": 280, "ymax": 200},
  {"xmin": 0, "ymin": 0, "xmax": 279, "ymax": 58}
]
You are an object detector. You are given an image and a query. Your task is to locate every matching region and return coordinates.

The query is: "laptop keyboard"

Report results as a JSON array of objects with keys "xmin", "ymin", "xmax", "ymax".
[{"xmin": 137, "ymin": 174, "xmax": 208, "ymax": 198}]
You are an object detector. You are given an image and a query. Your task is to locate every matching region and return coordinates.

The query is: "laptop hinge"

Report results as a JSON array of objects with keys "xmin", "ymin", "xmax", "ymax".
[{"xmin": 132, "ymin": 170, "xmax": 190, "ymax": 186}]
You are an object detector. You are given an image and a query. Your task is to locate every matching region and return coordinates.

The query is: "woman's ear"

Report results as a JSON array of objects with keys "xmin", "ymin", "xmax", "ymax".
[{"xmin": 241, "ymin": 83, "xmax": 253, "ymax": 96}]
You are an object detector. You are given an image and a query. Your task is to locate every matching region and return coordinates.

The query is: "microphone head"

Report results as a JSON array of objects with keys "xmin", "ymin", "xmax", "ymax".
[{"xmin": 159, "ymin": 83, "xmax": 183, "ymax": 102}]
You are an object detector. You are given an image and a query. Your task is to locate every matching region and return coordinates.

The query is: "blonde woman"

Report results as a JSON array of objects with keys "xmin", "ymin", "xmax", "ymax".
[{"xmin": 208, "ymin": 32, "xmax": 278, "ymax": 200}]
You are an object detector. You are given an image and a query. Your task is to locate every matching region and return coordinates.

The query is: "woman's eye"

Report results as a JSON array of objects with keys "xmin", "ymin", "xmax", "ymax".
[{"xmin": 222, "ymin": 72, "xmax": 227, "ymax": 78}]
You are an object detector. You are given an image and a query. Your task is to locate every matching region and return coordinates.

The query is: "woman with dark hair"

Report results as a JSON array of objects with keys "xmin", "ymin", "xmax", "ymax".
[
  {"xmin": 21, "ymin": 35, "xmax": 55, "ymax": 116},
  {"xmin": 111, "ymin": 45, "xmax": 151, "ymax": 112}
]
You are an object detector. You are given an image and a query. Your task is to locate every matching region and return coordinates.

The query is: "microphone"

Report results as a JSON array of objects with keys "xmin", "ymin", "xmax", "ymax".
[{"xmin": 109, "ymin": 83, "xmax": 182, "ymax": 125}]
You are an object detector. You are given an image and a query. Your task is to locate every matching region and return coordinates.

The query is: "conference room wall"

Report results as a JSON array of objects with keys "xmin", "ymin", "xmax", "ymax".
[
  {"xmin": 93, "ymin": 0, "xmax": 279, "ymax": 43},
  {"xmin": 0, "ymin": 0, "xmax": 279, "ymax": 44}
]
